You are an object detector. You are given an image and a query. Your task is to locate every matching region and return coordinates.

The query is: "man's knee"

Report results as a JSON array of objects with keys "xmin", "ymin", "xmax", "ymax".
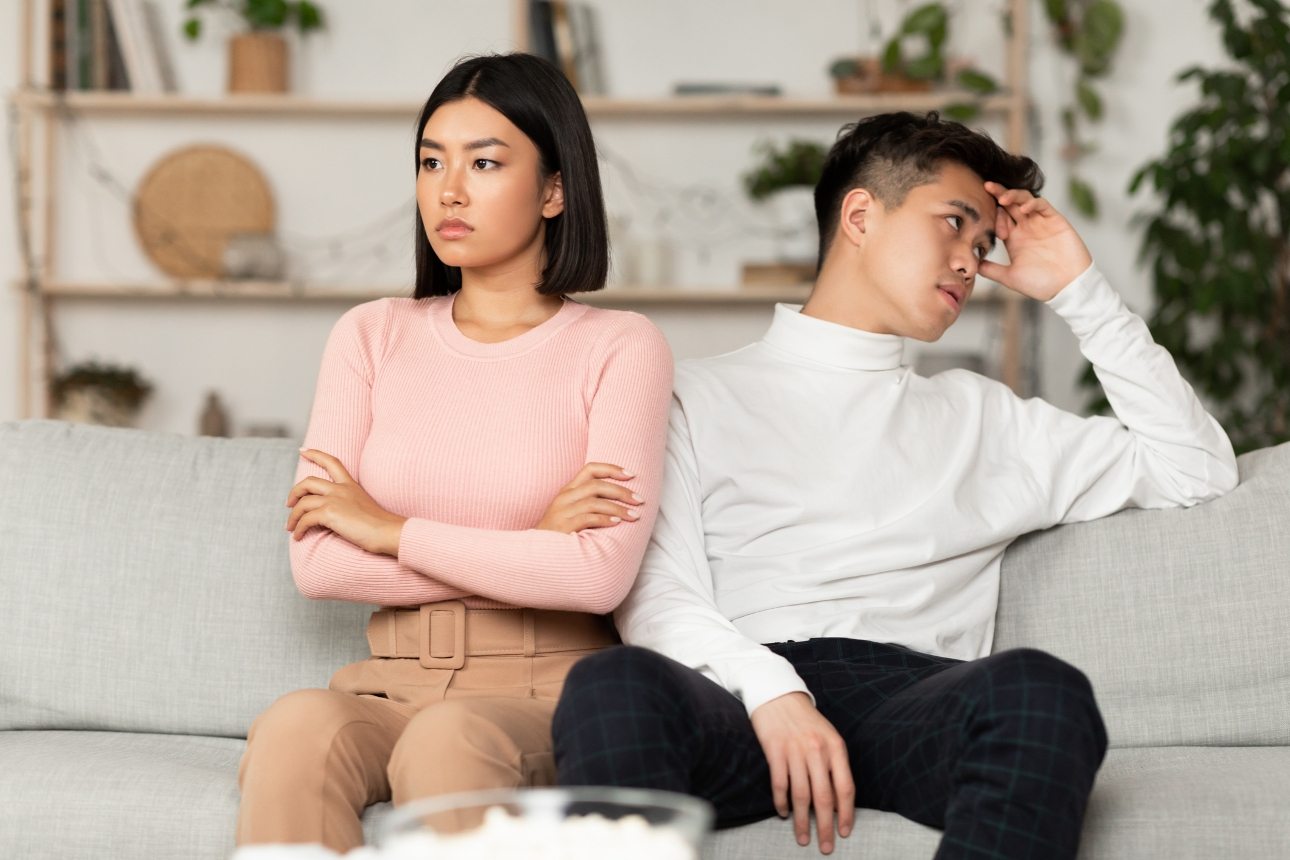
[
  {"xmin": 978, "ymin": 648, "xmax": 1107, "ymax": 756},
  {"xmin": 559, "ymin": 646, "xmax": 679, "ymax": 717}
]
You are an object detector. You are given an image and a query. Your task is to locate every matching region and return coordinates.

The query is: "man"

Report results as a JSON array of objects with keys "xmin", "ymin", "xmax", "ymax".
[{"xmin": 552, "ymin": 112, "xmax": 1238, "ymax": 859}]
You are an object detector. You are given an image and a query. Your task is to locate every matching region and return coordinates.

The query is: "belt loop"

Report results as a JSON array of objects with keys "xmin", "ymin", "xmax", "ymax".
[
  {"xmin": 387, "ymin": 610, "xmax": 398, "ymax": 657},
  {"xmin": 418, "ymin": 601, "xmax": 466, "ymax": 670},
  {"xmin": 522, "ymin": 609, "xmax": 536, "ymax": 657}
]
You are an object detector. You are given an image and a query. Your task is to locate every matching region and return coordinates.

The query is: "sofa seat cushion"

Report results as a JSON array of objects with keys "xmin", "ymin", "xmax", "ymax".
[
  {"xmin": 705, "ymin": 746, "xmax": 1290, "ymax": 859},
  {"xmin": 4, "ymin": 733, "xmax": 1288, "ymax": 859}
]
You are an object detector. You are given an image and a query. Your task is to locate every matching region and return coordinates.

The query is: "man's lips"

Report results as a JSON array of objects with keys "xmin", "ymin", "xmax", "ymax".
[
  {"xmin": 937, "ymin": 282, "xmax": 966, "ymax": 311},
  {"xmin": 436, "ymin": 218, "xmax": 474, "ymax": 238}
]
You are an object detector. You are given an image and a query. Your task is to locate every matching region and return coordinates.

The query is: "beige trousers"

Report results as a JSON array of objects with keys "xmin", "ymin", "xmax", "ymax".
[{"xmin": 236, "ymin": 604, "xmax": 617, "ymax": 852}]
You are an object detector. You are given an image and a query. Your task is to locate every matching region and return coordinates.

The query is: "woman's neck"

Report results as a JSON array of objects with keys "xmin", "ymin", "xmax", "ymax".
[{"xmin": 451, "ymin": 277, "xmax": 564, "ymax": 345}]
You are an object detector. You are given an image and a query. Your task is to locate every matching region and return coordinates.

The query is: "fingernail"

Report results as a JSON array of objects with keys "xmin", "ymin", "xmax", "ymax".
[
  {"xmin": 625, "ymin": 509, "xmax": 640, "ymax": 519},
  {"xmin": 620, "ymin": 470, "xmax": 635, "ymax": 478},
  {"xmin": 610, "ymin": 516, "xmax": 621, "ymax": 523},
  {"xmin": 631, "ymin": 493, "xmax": 643, "ymax": 502}
]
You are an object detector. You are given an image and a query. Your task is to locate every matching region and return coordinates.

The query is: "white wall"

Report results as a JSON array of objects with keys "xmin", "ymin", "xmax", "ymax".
[{"xmin": 0, "ymin": 0, "xmax": 1229, "ymax": 435}]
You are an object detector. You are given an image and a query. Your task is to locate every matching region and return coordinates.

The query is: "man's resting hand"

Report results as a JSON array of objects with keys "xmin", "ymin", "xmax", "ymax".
[{"xmin": 750, "ymin": 691, "xmax": 855, "ymax": 855}]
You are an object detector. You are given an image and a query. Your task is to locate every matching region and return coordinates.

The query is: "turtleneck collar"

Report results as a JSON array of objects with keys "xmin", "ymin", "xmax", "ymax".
[{"xmin": 761, "ymin": 303, "xmax": 906, "ymax": 371}]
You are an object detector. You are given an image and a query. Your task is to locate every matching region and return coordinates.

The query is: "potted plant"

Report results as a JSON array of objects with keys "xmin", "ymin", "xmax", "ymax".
[
  {"xmin": 742, "ymin": 139, "xmax": 828, "ymax": 265},
  {"xmin": 1080, "ymin": 0, "xmax": 1289, "ymax": 454},
  {"xmin": 182, "ymin": 0, "xmax": 326, "ymax": 94},
  {"xmin": 52, "ymin": 360, "xmax": 154, "ymax": 428},
  {"xmin": 827, "ymin": 3, "xmax": 999, "ymax": 118}
]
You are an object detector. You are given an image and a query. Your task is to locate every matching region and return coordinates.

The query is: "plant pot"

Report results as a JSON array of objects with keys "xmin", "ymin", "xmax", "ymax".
[
  {"xmin": 832, "ymin": 57, "xmax": 932, "ymax": 94},
  {"xmin": 766, "ymin": 186, "xmax": 818, "ymax": 263},
  {"xmin": 228, "ymin": 33, "xmax": 288, "ymax": 94},
  {"xmin": 54, "ymin": 388, "xmax": 144, "ymax": 428}
]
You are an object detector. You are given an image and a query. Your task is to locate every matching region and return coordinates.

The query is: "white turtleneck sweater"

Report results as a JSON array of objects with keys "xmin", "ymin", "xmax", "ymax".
[{"xmin": 614, "ymin": 265, "xmax": 1239, "ymax": 715}]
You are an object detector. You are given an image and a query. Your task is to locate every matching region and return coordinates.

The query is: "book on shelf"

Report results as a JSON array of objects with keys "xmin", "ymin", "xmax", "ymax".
[
  {"xmin": 527, "ymin": 0, "xmax": 605, "ymax": 95},
  {"xmin": 105, "ymin": 0, "xmax": 174, "ymax": 94},
  {"xmin": 51, "ymin": 0, "xmax": 134, "ymax": 91}
]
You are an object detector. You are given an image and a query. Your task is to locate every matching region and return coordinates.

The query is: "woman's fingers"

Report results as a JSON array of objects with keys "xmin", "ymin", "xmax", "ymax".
[
  {"xmin": 286, "ymin": 476, "xmax": 334, "ymax": 507},
  {"xmin": 569, "ymin": 462, "xmax": 634, "ymax": 487},
  {"xmin": 565, "ymin": 479, "xmax": 643, "ymax": 506},
  {"xmin": 299, "ymin": 449, "xmax": 352, "ymax": 483},
  {"xmin": 285, "ymin": 495, "xmax": 325, "ymax": 532}
]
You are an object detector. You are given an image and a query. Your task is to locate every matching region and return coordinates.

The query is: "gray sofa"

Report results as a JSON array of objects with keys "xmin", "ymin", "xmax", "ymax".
[{"xmin": 1, "ymin": 418, "xmax": 1287, "ymax": 859}]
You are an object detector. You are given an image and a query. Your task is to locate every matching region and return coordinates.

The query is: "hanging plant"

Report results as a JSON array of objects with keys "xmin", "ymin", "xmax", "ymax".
[
  {"xmin": 1041, "ymin": 0, "xmax": 1126, "ymax": 218},
  {"xmin": 1079, "ymin": 0, "xmax": 1290, "ymax": 454}
]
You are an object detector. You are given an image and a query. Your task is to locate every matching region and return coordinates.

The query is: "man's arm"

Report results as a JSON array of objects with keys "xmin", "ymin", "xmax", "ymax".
[
  {"xmin": 614, "ymin": 395, "xmax": 854, "ymax": 854},
  {"xmin": 978, "ymin": 185, "xmax": 1238, "ymax": 526}
]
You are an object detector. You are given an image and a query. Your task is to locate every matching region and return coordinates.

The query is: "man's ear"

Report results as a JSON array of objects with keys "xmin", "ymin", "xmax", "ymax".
[
  {"xmin": 838, "ymin": 187, "xmax": 875, "ymax": 249},
  {"xmin": 542, "ymin": 171, "xmax": 565, "ymax": 219}
]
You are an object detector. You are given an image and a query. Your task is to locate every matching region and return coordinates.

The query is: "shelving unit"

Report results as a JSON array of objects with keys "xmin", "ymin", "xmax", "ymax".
[{"xmin": 11, "ymin": 0, "xmax": 1031, "ymax": 420}]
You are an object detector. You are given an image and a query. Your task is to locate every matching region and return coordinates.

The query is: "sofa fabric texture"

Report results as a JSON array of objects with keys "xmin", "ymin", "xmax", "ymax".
[{"xmin": 1, "ymin": 420, "xmax": 1287, "ymax": 858}]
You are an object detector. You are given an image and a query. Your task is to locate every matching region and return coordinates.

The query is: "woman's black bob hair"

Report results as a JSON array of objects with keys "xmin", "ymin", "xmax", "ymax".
[{"xmin": 412, "ymin": 53, "xmax": 608, "ymax": 298}]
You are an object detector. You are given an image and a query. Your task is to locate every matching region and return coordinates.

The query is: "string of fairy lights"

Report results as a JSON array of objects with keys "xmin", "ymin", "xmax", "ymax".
[{"xmin": 10, "ymin": 80, "xmax": 1030, "ymax": 393}]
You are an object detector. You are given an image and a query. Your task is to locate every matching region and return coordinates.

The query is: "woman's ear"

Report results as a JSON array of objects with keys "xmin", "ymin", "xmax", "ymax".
[
  {"xmin": 542, "ymin": 172, "xmax": 565, "ymax": 219},
  {"xmin": 838, "ymin": 187, "xmax": 874, "ymax": 249}
]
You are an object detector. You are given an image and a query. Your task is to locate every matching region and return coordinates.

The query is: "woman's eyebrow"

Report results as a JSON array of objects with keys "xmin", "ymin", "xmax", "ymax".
[{"xmin": 419, "ymin": 137, "xmax": 512, "ymax": 151}]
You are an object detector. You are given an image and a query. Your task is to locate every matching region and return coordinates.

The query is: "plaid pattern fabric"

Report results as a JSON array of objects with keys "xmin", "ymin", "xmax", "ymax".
[{"xmin": 553, "ymin": 640, "xmax": 1107, "ymax": 860}]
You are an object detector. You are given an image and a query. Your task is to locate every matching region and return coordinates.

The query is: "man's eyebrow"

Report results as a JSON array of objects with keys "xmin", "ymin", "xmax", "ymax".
[
  {"xmin": 946, "ymin": 199, "xmax": 998, "ymax": 250},
  {"xmin": 419, "ymin": 137, "xmax": 511, "ymax": 151}
]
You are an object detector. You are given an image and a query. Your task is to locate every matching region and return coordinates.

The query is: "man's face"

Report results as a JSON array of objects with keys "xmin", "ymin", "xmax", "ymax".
[{"xmin": 853, "ymin": 162, "xmax": 999, "ymax": 342}]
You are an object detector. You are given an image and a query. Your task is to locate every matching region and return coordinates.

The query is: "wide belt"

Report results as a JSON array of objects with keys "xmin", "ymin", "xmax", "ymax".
[{"xmin": 365, "ymin": 601, "xmax": 618, "ymax": 670}]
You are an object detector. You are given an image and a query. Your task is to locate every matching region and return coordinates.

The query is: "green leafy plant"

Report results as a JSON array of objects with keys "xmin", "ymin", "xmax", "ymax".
[
  {"xmin": 1041, "ymin": 0, "xmax": 1126, "ymax": 218},
  {"xmin": 182, "ymin": 0, "xmax": 325, "ymax": 41},
  {"xmin": 742, "ymin": 140, "xmax": 828, "ymax": 201},
  {"xmin": 1079, "ymin": 0, "xmax": 1289, "ymax": 454},
  {"xmin": 52, "ymin": 360, "xmax": 153, "ymax": 411},
  {"xmin": 828, "ymin": 3, "xmax": 999, "ymax": 121}
]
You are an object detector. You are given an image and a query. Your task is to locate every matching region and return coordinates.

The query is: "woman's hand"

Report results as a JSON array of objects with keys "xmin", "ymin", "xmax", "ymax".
[
  {"xmin": 978, "ymin": 181, "xmax": 1093, "ymax": 302},
  {"xmin": 536, "ymin": 462, "xmax": 643, "ymax": 533},
  {"xmin": 286, "ymin": 449, "xmax": 407, "ymax": 556}
]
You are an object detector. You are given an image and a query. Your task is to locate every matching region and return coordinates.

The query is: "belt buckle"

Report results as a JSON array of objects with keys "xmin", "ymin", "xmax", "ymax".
[{"xmin": 419, "ymin": 601, "xmax": 466, "ymax": 669}]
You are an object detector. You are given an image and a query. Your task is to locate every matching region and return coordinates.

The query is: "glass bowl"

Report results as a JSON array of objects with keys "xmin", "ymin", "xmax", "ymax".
[{"xmin": 375, "ymin": 786, "xmax": 714, "ymax": 859}]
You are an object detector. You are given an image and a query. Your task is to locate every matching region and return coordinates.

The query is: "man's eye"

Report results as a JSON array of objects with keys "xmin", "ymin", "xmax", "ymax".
[{"xmin": 946, "ymin": 215, "xmax": 962, "ymax": 231}]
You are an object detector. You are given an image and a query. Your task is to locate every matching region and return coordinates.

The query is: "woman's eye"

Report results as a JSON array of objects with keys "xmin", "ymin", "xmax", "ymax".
[
  {"xmin": 420, "ymin": 157, "xmax": 441, "ymax": 170},
  {"xmin": 473, "ymin": 158, "xmax": 496, "ymax": 170}
]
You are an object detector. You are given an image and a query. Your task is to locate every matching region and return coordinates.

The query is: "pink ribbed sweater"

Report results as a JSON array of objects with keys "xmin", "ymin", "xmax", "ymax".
[{"xmin": 289, "ymin": 294, "xmax": 674, "ymax": 614}]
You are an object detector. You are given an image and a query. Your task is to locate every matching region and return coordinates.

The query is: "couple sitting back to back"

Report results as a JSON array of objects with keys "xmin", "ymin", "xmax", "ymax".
[{"xmin": 239, "ymin": 52, "xmax": 1238, "ymax": 859}]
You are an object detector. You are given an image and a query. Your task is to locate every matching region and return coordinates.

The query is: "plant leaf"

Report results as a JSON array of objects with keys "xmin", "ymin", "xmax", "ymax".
[
  {"xmin": 1069, "ymin": 176, "xmax": 1098, "ymax": 218},
  {"xmin": 957, "ymin": 68, "xmax": 999, "ymax": 95},
  {"xmin": 1076, "ymin": 79, "xmax": 1103, "ymax": 120}
]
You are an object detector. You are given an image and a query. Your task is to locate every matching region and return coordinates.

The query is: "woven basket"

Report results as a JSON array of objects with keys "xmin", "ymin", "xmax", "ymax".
[{"xmin": 133, "ymin": 145, "xmax": 276, "ymax": 279}]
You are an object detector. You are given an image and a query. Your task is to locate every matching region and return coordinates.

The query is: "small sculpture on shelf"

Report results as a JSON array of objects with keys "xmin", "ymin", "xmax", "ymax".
[
  {"xmin": 199, "ymin": 390, "xmax": 230, "ymax": 437},
  {"xmin": 52, "ymin": 360, "xmax": 153, "ymax": 428},
  {"xmin": 741, "ymin": 139, "xmax": 827, "ymax": 275}
]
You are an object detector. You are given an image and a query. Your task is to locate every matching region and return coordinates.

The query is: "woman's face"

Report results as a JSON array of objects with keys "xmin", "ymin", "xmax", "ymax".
[{"xmin": 416, "ymin": 97, "xmax": 563, "ymax": 276}]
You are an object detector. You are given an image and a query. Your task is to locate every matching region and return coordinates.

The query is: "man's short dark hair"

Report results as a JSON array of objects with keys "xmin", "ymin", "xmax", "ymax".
[{"xmin": 814, "ymin": 111, "xmax": 1044, "ymax": 268}]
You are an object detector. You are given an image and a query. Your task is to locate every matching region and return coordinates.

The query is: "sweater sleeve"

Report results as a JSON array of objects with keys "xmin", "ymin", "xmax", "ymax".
[
  {"xmin": 289, "ymin": 300, "xmax": 471, "ymax": 605},
  {"xmin": 392, "ymin": 315, "xmax": 674, "ymax": 614},
  {"xmin": 614, "ymin": 394, "xmax": 814, "ymax": 716},
  {"xmin": 992, "ymin": 264, "xmax": 1239, "ymax": 529}
]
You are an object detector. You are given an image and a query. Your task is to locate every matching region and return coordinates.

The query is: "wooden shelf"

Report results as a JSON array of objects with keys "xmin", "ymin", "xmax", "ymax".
[
  {"xmin": 27, "ymin": 280, "xmax": 1021, "ymax": 307},
  {"xmin": 11, "ymin": 89, "xmax": 1017, "ymax": 120}
]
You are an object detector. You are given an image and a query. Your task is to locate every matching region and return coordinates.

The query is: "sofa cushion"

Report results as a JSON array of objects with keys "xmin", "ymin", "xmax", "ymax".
[
  {"xmin": 0, "ymin": 420, "xmax": 371, "ymax": 738},
  {"xmin": 704, "ymin": 746, "xmax": 1290, "ymax": 859},
  {"xmin": 5, "ymin": 732, "xmax": 1286, "ymax": 859},
  {"xmin": 996, "ymin": 442, "xmax": 1290, "ymax": 748}
]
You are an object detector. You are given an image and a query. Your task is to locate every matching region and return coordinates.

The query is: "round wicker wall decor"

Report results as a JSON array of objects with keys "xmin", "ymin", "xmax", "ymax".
[{"xmin": 133, "ymin": 144, "xmax": 276, "ymax": 278}]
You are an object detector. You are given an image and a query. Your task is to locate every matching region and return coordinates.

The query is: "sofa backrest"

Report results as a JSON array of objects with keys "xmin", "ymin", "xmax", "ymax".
[
  {"xmin": 0, "ymin": 420, "xmax": 370, "ymax": 738},
  {"xmin": 996, "ymin": 441, "xmax": 1290, "ymax": 748}
]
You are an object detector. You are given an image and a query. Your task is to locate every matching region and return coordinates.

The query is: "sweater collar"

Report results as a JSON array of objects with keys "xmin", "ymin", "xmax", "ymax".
[{"xmin": 762, "ymin": 303, "xmax": 905, "ymax": 371}]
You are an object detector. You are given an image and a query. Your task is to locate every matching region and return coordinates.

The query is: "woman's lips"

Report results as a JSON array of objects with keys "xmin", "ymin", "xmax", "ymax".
[{"xmin": 436, "ymin": 218, "xmax": 474, "ymax": 239}]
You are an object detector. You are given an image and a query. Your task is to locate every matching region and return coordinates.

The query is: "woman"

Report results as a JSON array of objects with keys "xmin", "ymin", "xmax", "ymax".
[{"xmin": 236, "ymin": 53, "xmax": 673, "ymax": 852}]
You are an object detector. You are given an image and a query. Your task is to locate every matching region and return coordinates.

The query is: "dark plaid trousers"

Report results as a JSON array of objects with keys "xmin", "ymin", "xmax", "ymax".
[{"xmin": 552, "ymin": 639, "xmax": 1107, "ymax": 860}]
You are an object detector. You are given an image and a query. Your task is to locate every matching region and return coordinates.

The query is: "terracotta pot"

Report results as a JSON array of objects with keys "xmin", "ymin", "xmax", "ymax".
[
  {"xmin": 832, "ymin": 57, "xmax": 933, "ymax": 95},
  {"xmin": 228, "ymin": 33, "xmax": 288, "ymax": 94}
]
